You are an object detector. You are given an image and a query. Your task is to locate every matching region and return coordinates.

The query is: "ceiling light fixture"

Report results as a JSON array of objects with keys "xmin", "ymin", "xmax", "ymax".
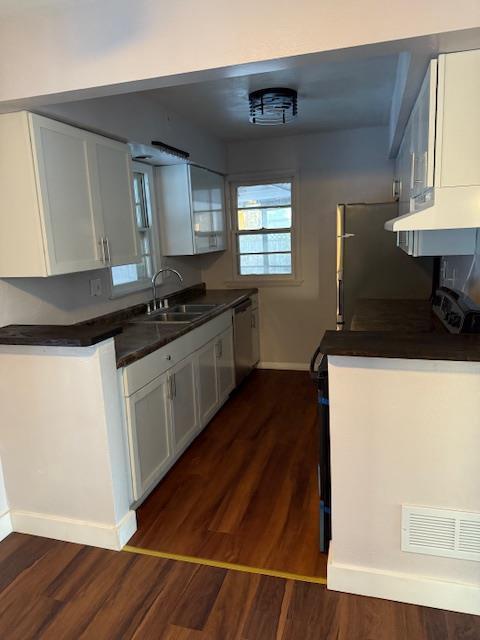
[{"xmin": 249, "ymin": 87, "xmax": 298, "ymax": 125}]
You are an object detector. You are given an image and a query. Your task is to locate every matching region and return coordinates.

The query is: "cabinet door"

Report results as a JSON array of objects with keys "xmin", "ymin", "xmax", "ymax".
[
  {"xmin": 251, "ymin": 307, "xmax": 260, "ymax": 367},
  {"xmin": 216, "ymin": 327, "xmax": 235, "ymax": 405},
  {"xmin": 90, "ymin": 136, "xmax": 140, "ymax": 266},
  {"xmin": 411, "ymin": 61, "xmax": 437, "ymax": 201},
  {"xmin": 170, "ymin": 355, "xmax": 200, "ymax": 454},
  {"xmin": 190, "ymin": 166, "xmax": 226, "ymax": 254},
  {"xmin": 396, "ymin": 118, "xmax": 413, "ymax": 216},
  {"xmin": 125, "ymin": 372, "xmax": 172, "ymax": 501},
  {"xmin": 29, "ymin": 113, "xmax": 104, "ymax": 275},
  {"xmin": 197, "ymin": 339, "xmax": 219, "ymax": 427}
]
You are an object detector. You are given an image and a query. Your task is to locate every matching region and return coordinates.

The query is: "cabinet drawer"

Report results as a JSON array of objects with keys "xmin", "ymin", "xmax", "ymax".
[{"xmin": 122, "ymin": 310, "xmax": 232, "ymax": 396}]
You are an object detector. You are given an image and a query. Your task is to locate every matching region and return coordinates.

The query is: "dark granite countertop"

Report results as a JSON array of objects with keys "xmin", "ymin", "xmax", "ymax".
[
  {"xmin": 350, "ymin": 298, "xmax": 443, "ymax": 333},
  {"xmin": 320, "ymin": 297, "xmax": 480, "ymax": 362},
  {"xmin": 320, "ymin": 330, "xmax": 480, "ymax": 362},
  {"xmin": 0, "ymin": 284, "xmax": 257, "ymax": 368},
  {"xmin": 0, "ymin": 323, "xmax": 122, "ymax": 347},
  {"xmin": 114, "ymin": 287, "xmax": 257, "ymax": 368}
]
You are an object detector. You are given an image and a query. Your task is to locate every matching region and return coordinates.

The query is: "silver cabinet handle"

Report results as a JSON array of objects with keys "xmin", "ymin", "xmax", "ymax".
[
  {"xmin": 216, "ymin": 340, "xmax": 222, "ymax": 359},
  {"xmin": 251, "ymin": 313, "xmax": 256, "ymax": 329},
  {"xmin": 172, "ymin": 373, "xmax": 176, "ymax": 398}
]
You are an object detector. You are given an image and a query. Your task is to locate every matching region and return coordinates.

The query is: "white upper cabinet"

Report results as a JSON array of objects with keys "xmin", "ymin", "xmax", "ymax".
[
  {"xmin": 410, "ymin": 61, "xmax": 436, "ymax": 205},
  {"xmin": 156, "ymin": 164, "xmax": 226, "ymax": 256},
  {"xmin": 0, "ymin": 111, "xmax": 140, "ymax": 277},
  {"xmin": 387, "ymin": 50, "xmax": 480, "ymax": 235},
  {"xmin": 89, "ymin": 135, "xmax": 139, "ymax": 267},
  {"xmin": 436, "ymin": 50, "xmax": 480, "ymax": 188},
  {"xmin": 30, "ymin": 115, "xmax": 103, "ymax": 275}
]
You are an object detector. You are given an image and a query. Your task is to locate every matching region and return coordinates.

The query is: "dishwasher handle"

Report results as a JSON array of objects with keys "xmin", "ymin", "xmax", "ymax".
[{"xmin": 234, "ymin": 298, "xmax": 252, "ymax": 314}]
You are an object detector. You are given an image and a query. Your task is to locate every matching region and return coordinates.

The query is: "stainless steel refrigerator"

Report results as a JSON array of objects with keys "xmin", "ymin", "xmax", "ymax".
[{"xmin": 336, "ymin": 202, "xmax": 433, "ymax": 329}]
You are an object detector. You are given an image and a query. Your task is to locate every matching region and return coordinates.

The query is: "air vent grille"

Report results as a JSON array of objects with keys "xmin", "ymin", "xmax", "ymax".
[{"xmin": 402, "ymin": 506, "xmax": 480, "ymax": 561}]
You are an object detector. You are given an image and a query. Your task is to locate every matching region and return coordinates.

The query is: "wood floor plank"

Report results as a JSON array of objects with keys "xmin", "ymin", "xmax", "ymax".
[
  {"xmin": 130, "ymin": 370, "xmax": 327, "ymax": 578},
  {"xmin": 241, "ymin": 575, "xmax": 288, "ymax": 640},
  {"xmin": 0, "ymin": 533, "xmax": 58, "ymax": 592},
  {"xmin": 0, "ymin": 535, "xmax": 478, "ymax": 639},
  {"xmin": 169, "ymin": 565, "xmax": 227, "ymax": 631},
  {"xmin": 203, "ymin": 569, "xmax": 262, "ymax": 640}
]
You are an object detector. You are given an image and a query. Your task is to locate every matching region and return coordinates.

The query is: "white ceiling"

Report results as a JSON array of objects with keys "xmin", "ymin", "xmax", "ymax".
[{"xmin": 141, "ymin": 54, "xmax": 399, "ymax": 141}]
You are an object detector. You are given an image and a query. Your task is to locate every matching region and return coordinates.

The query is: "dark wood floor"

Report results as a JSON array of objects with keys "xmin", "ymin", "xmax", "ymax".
[
  {"xmin": 130, "ymin": 369, "xmax": 327, "ymax": 577},
  {"xmin": 1, "ymin": 533, "xmax": 479, "ymax": 639}
]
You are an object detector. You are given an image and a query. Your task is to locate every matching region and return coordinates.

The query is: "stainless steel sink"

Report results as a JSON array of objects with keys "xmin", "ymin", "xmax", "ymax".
[
  {"xmin": 140, "ymin": 311, "xmax": 203, "ymax": 323},
  {"xmin": 167, "ymin": 304, "xmax": 217, "ymax": 313}
]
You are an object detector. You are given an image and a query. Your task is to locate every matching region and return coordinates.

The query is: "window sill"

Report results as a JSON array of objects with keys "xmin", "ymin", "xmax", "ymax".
[
  {"xmin": 224, "ymin": 278, "xmax": 304, "ymax": 288},
  {"xmin": 109, "ymin": 280, "xmax": 151, "ymax": 300}
]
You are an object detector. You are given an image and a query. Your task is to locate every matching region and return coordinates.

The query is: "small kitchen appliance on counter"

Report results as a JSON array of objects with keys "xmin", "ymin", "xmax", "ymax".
[{"xmin": 432, "ymin": 286, "xmax": 480, "ymax": 334}]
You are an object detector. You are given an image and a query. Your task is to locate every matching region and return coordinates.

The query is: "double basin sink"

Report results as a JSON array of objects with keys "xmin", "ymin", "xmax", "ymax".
[{"xmin": 136, "ymin": 303, "xmax": 218, "ymax": 324}]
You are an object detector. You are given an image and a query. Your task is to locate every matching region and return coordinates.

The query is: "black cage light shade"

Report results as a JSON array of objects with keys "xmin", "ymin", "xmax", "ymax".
[{"xmin": 249, "ymin": 87, "xmax": 298, "ymax": 125}]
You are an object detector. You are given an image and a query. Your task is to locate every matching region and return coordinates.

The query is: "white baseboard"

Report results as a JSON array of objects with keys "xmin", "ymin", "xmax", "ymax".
[
  {"xmin": 0, "ymin": 509, "xmax": 13, "ymax": 542},
  {"xmin": 328, "ymin": 551, "xmax": 480, "ymax": 616},
  {"xmin": 257, "ymin": 361, "xmax": 309, "ymax": 371},
  {"xmin": 11, "ymin": 509, "xmax": 137, "ymax": 551}
]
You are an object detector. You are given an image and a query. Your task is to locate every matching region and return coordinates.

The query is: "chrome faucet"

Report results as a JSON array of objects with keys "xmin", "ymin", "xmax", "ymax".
[{"xmin": 148, "ymin": 268, "xmax": 184, "ymax": 314}]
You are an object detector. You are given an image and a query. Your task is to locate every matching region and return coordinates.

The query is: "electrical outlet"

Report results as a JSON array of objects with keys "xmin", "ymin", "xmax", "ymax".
[{"xmin": 90, "ymin": 278, "xmax": 102, "ymax": 297}]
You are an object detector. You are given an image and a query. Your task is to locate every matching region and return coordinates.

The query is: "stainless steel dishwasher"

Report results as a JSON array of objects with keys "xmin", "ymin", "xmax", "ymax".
[{"xmin": 233, "ymin": 298, "xmax": 254, "ymax": 385}]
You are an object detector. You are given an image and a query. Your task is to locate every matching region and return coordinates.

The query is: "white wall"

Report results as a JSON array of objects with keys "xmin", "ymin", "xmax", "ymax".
[
  {"xmin": 327, "ymin": 355, "xmax": 480, "ymax": 614},
  {"xmin": 0, "ymin": 0, "xmax": 479, "ymax": 105},
  {"xmin": 0, "ymin": 340, "xmax": 136, "ymax": 549},
  {"xmin": 201, "ymin": 126, "xmax": 428, "ymax": 366},
  {"xmin": 0, "ymin": 93, "xmax": 226, "ymax": 328}
]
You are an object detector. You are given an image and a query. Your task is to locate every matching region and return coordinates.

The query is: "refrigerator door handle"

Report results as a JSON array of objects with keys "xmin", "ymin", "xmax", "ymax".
[{"xmin": 337, "ymin": 277, "xmax": 344, "ymax": 326}]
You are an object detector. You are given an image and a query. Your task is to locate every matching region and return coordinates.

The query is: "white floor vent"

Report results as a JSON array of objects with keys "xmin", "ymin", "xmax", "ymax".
[{"xmin": 402, "ymin": 506, "xmax": 480, "ymax": 562}]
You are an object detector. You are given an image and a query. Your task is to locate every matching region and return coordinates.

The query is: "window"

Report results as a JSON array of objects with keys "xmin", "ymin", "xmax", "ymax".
[
  {"xmin": 111, "ymin": 163, "xmax": 157, "ymax": 295},
  {"xmin": 232, "ymin": 177, "xmax": 296, "ymax": 279}
]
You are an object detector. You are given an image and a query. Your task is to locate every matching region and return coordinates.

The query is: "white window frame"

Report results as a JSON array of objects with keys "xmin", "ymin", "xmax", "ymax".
[
  {"xmin": 110, "ymin": 162, "xmax": 161, "ymax": 298},
  {"xmin": 228, "ymin": 172, "xmax": 300, "ymax": 285}
]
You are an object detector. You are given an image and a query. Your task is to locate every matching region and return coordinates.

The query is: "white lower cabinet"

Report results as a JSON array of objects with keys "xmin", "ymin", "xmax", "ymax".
[
  {"xmin": 170, "ymin": 355, "xmax": 200, "ymax": 453},
  {"xmin": 197, "ymin": 339, "xmax": 219, "ymax": 427},
  {"xmin": 216, "ymin": 328, "xmax": 235, "ymax": 405},
  {"xmin": 125, "ymin": 371, "xmax": 172, "ymax": 502},
  {"xmin": 122, "ymin": 312, "xmax": 235, "ymax": 504}
]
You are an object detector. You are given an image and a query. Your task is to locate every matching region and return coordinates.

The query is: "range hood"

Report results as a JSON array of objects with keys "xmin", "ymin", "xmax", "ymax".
[
  {"xmin": 385, "ymin": 186, "xmax": 480, "ymax": 232},
  {"xmin": 128, "ymin": 141, "xmax": 189, "ymax": 166}
]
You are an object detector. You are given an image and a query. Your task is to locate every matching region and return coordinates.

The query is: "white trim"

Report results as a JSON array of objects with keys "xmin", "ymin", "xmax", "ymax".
[
  {"xmin": 257, "ymin": 361, "xmax": 309, "ymax": 371},
  {"xmin": 224, "ymin": 279, "xmax": 304, "ymax": 288},
  {"xmin": 11, "ymin": 509, "xmax": 137, "ymax": 551},
  {"xmin": 0, "ymin": 509, "xmax": 13, "ymax": 542},
  {"xmin": 228, "ymin": 171, "xmax": 300, "ymax": 283},
  {"xmin": 327, "ymin": 549, "xmax": 480, "ymax": 616},
  {"xmin": 110, "ymin": 161, "xmax": 161, "ymax": 299}
]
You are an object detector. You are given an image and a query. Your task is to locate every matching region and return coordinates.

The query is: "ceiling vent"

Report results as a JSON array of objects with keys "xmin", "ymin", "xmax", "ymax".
[
  {"xmin": 249, "ymin": 88, "xmax": 298, "ymax": 125},
  {"xmin": 402, "ymin": 505, "xmax": 480, "ymax": 562}
]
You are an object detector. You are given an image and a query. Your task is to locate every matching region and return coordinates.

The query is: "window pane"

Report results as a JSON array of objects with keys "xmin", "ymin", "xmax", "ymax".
[
  {"xmin": 239, "ymin": 252, "xmax": 292, "ymax": 275},
  {"xmin": 238, "ymin": 207, "xmax": 292, "ymax": 231},
  {"xmin": 237, "ymin": 182, "xmax": 291, "ymax": 208},
  {"xmin": 238, "ymin": 232, "xmax": 291, "ymax": 254},
  {"xmin": 112, "ymin": 263, "xmax": 140, "ymax": 286}
]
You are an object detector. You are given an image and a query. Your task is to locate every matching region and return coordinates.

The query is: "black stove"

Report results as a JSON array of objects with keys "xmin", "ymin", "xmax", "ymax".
[{"xmin": 432, "ymin": 287, "xmax": 480, "ymax": 334}]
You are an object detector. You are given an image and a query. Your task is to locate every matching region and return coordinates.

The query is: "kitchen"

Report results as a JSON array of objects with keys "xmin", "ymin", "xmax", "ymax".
[{"xmin": 0, "ymin": 3, "xmax": 479, "ymax": 636}]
